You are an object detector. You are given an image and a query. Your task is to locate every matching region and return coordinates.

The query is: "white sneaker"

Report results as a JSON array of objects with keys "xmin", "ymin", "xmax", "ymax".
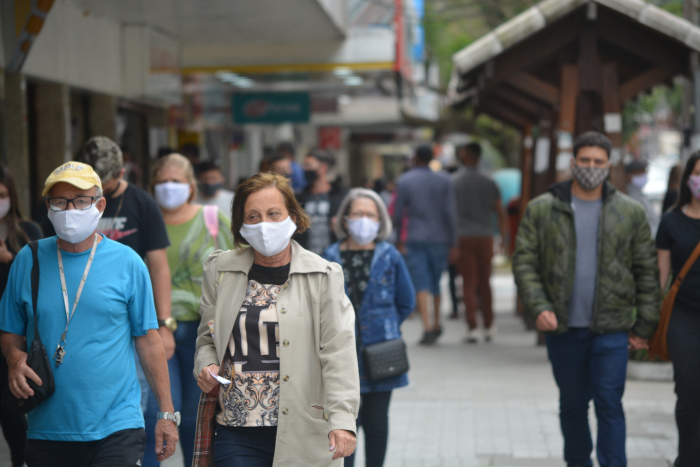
[
  {"xmin": 465, "ymin": 329, "xmax": 479, "ymax": 344},
  {"xmin": 485, "ymin": 327, "xmax": 495, "ymax": 342}
]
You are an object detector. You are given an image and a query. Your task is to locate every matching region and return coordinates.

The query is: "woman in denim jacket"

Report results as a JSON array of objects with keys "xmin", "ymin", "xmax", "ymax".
[{"xmin": 323, "ymin": 188, "xmax": 415, "ymax": 467}]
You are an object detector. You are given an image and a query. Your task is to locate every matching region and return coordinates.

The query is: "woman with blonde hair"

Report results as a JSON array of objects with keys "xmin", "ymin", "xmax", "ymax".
[{"xmin": 146, "ymin": 154, "xmax": 233, "ymax": 466}]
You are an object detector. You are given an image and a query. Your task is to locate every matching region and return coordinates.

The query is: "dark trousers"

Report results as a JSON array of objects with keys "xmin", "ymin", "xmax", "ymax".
[
  {"xmin": 26, "ymin": 428, "xmax": 145, "ymax": 467},
  {"xmin": 0, "ymin": 353, "xmax": 27, "ymax": 467},
  {"xmin": 448, "ymin": 264, "xmax": 459, "ymax": 314},
  {"xmin": 546, "ymin": 329, "xmax": 628, "ymax": 467},
  {"xmin": 668, "ymin": 308, "xmax": 700, "ymax": 467},
  {"xmin": 457, "ymin": 237, "xmax": 494, "ymax": 330},
  {"xmin": 345, "ymin": 391, "xmax": 392, "ymax": 467},
  {"xmin": 213, "ymin": 425, "xmax": 277, "ymax": 467}
]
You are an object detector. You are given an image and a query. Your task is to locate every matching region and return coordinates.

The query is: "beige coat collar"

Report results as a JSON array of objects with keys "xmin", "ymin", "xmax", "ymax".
[{"xmin": 214, "ymin": 240, "xmax": 326, "ymax": 274}]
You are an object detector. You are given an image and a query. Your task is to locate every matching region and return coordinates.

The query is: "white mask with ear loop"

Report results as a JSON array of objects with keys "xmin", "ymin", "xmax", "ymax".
[
  {"xmin": 48, "ymin": 205, "xmax": 103, "ymax": 244},
  {"xmin": 154, "ymin": 182, "xmax": 191, "ymax": 210},
  {"xmin": 239, "ymin": 216, "xmax": 297, "ymax": 257}
]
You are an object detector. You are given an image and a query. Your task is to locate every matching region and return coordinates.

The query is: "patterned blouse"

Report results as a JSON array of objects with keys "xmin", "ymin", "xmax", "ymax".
[
  {"xmin": 340, "ymin": 249, "xmax": 374, "ymax": 314},
  {"xmin": 216, "ymin": 263, "xmax": 290, "ymax": 428}
]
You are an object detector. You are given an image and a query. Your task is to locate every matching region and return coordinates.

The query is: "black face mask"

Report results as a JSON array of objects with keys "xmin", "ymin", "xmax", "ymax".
[
  {"xmin": 198, "ymin": 182, "xmax": 222, "ymax": 198},
  {"xmin": 304, "ymin": 170, "xmax": 319, "ymax": 185}
]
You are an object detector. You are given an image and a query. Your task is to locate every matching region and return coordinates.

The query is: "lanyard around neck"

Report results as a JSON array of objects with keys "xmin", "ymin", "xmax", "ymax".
[{"xmin": 57, "ymin": 234, "xmax": 99, "ymax": 340}]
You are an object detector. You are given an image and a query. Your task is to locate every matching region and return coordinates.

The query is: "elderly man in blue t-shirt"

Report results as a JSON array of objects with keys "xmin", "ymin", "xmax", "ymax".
[{"xmin": 0, "ymin": 161, "xmax": 178, "ymax": 467}]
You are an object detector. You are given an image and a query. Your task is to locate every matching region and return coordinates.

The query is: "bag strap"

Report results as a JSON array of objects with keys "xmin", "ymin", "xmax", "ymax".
[
  {"xmin": 28, "ymin": 240, "xmax": 42, "ymax": 343},
  {"xmin": 673, "ymin": 238, "xmax": 700, "ymax": 287},
  {"xmin": 203, "ymin": 205, "xmax": 219, "ymax": 243},
  {"xmin": 344, "ymin": 254, "xmax": 366, "ymax": 349}
]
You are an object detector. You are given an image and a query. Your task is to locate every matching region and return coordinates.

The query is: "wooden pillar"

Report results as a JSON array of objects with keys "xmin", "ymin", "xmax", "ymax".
[
  {"xmin": 519, "ymin": 122, "xmax": 534, "ymax": 215},
  {"xmin": 601, "ymin": 62, "xmax": 625, "ymax": 191},
  {"xmin": 556, "ymin": 64, "xmax": 579, "ymax": 181}
]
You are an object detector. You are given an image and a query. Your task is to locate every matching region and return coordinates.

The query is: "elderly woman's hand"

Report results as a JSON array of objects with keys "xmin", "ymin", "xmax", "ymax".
[
  {"xmin": 329, "ymin": 429, "xmax": 356, "ymax": 460},
  {"xmin": 197, "ymin": 364, "xmax": 221, "ymax": 393}
]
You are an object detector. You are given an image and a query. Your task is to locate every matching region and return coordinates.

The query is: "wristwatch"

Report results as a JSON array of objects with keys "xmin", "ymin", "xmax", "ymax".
[
  {"xmin": 157, "ymin": 411, "xmax": 181, "ymax": 426},
  {"xmin": 158, "ymin": 317, "xmax": 178, "ymax": 332}
]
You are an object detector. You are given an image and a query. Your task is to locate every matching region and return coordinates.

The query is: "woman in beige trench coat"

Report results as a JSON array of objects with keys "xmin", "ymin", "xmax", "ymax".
[{"xmin": 192, "ymin": 172, "xmax": 360, "ymax": 467}]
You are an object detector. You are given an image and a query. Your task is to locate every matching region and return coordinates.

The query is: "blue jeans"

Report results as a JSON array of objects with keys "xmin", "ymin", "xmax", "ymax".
[
  {"xmin": 213, "ymin": 425, "xmax": 277, "ymax": 467},
  {"xmin": 140, "ymin": 321, "xmax": 201, "ymax": 467},
  {"xmin": 404, "ymin": 242, "xmax": 448, "ymax": 295},
  {"xmin": 546, "ymin": 329, "xmax": 628, "ymax": 467}
]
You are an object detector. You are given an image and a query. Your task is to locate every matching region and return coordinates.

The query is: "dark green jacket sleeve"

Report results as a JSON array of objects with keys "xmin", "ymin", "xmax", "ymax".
[
  {"xmin": 629, "ymin": 207, "xmax": 661, "ymax": 339},
  {"xmin": 512, "ymin": 199, "xmax": 553, "ymax": 320}
]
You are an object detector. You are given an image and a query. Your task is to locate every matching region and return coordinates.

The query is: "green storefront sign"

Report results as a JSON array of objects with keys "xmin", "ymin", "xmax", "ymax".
[{"xmin": 232, "ymin": 92, "xmax": 310, "ymax": 124}]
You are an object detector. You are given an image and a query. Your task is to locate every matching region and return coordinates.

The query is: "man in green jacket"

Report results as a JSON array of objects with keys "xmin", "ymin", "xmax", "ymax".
[{"xmin": 513, "ymin": 131, "xmax": 660, "ymax": 467}]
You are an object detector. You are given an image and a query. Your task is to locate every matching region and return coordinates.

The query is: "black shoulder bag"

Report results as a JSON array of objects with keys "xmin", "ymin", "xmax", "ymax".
[
  {"xmin": 348, "ymin": 258, "xmax": 409, "ymax": 381},
  {"xmin": 2, "ymin": 241, "xmax": 55, "ymax": 413}
]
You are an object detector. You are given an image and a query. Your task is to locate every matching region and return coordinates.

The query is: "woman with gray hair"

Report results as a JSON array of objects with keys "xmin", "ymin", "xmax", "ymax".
[{"xmin": 323, "ymin": 188, "xmax": 415, "ymax": 467}]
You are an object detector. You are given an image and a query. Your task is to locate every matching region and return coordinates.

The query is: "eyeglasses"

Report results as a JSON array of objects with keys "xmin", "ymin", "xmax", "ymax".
[
  {"xmin": 46, "ymin": 196, "xmax": 99, "ymax": 212},
  {"xmin": 346, "ymin": 212, "xmax": 379, "ymax": 220}
]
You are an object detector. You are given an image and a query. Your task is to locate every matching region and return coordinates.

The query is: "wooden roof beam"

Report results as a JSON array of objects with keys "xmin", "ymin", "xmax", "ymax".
[
  {"xmin": 492, "ymin": 87, "xmax": 552, "ymax": 121},
  {"xmin": 597, "ymin": 13, "xmax": 686, "ymax": 71},
  {"xmin": 619, "ymin": 66, "xmax": 679, "ymax": 102},
  {"xmin": 505, "ymin": 72, "xmax": 559, "ymax": 108},
  {"xmin": 479, "ymin": 101, "xmax": 530, "ymax": 130}
]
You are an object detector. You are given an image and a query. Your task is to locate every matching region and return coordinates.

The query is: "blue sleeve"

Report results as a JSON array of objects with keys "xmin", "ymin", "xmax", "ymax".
[
  {"xmin": 393, "ymin": 180, "xmax": 407, "ymax": 230},
  {"xmin": 393, "ymin": 248, "xmax": 416, "ymax": 324},
  {"xmin": 0, "ymin": 246, "xmax": 32, "ymax": 336},
  {"xmin": 444, "ymin": 180, "xmax": 458, "ymax": 247},
  {"xmin": 126, "ymin": 253, "xmax": 158, "ymax": 336}
]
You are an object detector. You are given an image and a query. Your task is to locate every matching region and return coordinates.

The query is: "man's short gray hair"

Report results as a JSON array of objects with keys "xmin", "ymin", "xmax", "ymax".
[{"xmin": 333, "ymin": 188, "xmax": 393, "ymax": 241}]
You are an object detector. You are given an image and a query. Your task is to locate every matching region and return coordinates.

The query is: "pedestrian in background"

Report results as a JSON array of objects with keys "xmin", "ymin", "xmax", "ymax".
[
  {"xmin": 393, "ymin": 145, "xmax": 458, "ymax": 345},
  {"xmin": 513, "ymin": 131, "xmax": 660, "ymax": 467},
  {"xmin": 195, "ymin": 160, "xmax": 235, "ymax": 215},
  {"xmin": 452, "ymin": 142, "xmax": 507, "ymax": 343},
  {"xmin": 194, "ymin": 172, "xmax": 359, "ymax": 466},
  {"xmin": 79, "ymin": 136, "xmax": 176, "ymax": 442},
  {"xmin": 150, "ymin": 154, "xmax": 233, "ymax": 467},
  {"xmin": 296, "ymin": 150, "xmax": 347, "ymax": 255},
  {"xmin": 323, "ymin": 188, "xmax": 415, "ymax": 467},
  {"xmin": 0, "ymin": 165, "xmax": 42, "ymax": 467},
  {"xmin": 656, "ymin": 151, "xmax": 700, "ymax": 467},
  {"xmin": 663, "ymin": 163, "xmax": 683, "ymax": 213},
  {"xmin": 277, "ymin": 141, "xmax": 307, "ymax": 193},
  {"xmin": 625, "ymin": 158, "xmax": 659, "ymax": 236}
]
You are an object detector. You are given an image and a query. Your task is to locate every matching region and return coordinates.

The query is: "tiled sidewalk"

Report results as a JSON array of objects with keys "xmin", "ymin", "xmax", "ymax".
[{"xmin": 354, "ymin": 272, "xmax": 677, "ymax": 467}]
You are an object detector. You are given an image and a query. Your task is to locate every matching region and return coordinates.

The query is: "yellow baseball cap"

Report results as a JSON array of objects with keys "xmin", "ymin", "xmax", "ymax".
[{"xmin": 42, "ymin": 161, "xmax": 102, "ymax": 197}]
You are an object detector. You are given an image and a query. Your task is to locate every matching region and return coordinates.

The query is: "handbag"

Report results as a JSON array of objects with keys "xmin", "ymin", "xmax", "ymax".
[
  {"xmin": 2, "ymin": 241, "xmax": 55, "ymax": 413},
  {"xmin": 347, "ymin": 258, "xmax": 409, "ymax": 381},
  {"xmin": 648, "ymin": 238, "xmax": 700, "ymax": 361}
]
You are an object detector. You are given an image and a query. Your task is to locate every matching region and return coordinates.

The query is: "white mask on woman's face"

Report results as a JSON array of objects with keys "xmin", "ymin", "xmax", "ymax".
[
  {"xmin": 154, "ymin": 182, "xmax": 191, "ymax": 210},
  {"xmin": 239, "ymin": 216, "xmax": 297, "ymax": 257},
  {"xmin": 346, "ymin": 217, "xmax": 380, "ymax": 246},
  {"xmin": 48, "ymin": 205, "xmax": 103, "ymax": 244},
  {"xmin": 0, "ymin": 198, "xmax": 10, "ymax": 220}
]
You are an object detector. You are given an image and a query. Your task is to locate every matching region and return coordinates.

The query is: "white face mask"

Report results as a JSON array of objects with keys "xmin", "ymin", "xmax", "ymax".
[
  {"xmin": 154, "ymin": 182, "xmax": 191, "ymax": 210},
  {"xmin": 630, "ymin": 173, "xmax": 648, "ymax": 189},
  {"xmin": 239, "ymin": 216, "xmax": 297, "ymax": 257},
  {"xmin": 346, "ymin": 217, "xmax": 380, "ymax": 246},
  {"xmin": 48, "ymin": 205, "xmax": 103, "ymax": 244},
  {"xmin": 0, "ymin": 199, "xmax": 10, "ymax": 220}
]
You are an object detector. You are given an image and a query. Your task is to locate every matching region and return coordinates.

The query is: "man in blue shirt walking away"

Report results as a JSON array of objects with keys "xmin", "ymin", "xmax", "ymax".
[{"xmin": 393, "ymin": 145, "xmax": 458, "ymax": 345}]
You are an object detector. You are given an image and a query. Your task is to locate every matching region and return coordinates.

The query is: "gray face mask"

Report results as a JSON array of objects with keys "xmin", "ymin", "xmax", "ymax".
[{"xmin": 571, "ymin": 164, "xmax": 609, "ymax": 191}]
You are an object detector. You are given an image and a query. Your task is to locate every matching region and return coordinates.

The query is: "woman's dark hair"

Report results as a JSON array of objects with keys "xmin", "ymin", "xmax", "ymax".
[
  {"xmin": 0, "ymin": 165, "xmax": 32, "ymax": 252},
  {"xmin": 674, "ymin": 151, "xmax": 700, "ymax": 210}
]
